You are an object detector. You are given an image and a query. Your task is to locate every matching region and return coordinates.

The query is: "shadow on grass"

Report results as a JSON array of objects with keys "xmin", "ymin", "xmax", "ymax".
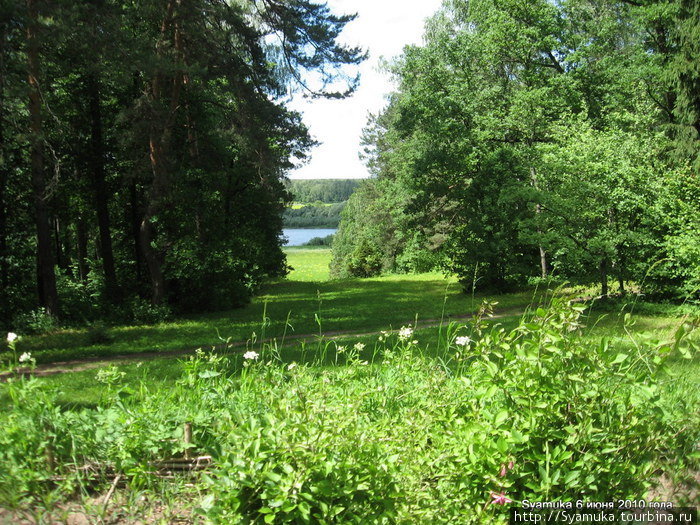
[{"xmin": 11, "ymin": 275, "xmax": 546, "ymax": 365}]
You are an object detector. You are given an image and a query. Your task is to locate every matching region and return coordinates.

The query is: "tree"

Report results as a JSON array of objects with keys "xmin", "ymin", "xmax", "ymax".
[{"xmin": 26, "ymin": 0, "xmax": 58, "ymax": 315}]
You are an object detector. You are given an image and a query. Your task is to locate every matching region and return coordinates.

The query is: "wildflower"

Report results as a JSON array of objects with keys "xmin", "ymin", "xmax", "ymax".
[
  {"xmin": 243, "ymin": 350, "xmax": 259, "ymax": 361},
  {"xmin": 6, "ymin": 332, "xmax": 18, "ymax": 343},
  {"xmin": 18, "ymin": 352, "xmax": 32, "ymax": 364},
  {"xmin": 398, "ymin": 326, "xmax": 413, "ymax": 341},
  {"xmin": 455, "ymin": 335, "xmax": 471, "ymax": 346},
  {"xmin": 354, "ymin": 342, "xmax": 365, "ymax": 351},
  {"xmin": 411, "ymin": 340, "xmax": 418, "ymax": 345},
  {"xmin": 490, "ymin": 492, "xmax": 512, "ymax": 505},
  {"xmin": 287, "ymin": 362, "xmax": 297, "ymax": 371},
  {"xmin": 499, "ymin": 460, "xmax": 515, "ymax": 477},
  {"xmin": 336, "ymin": 345, "xmax": 346, "ymax": 353}
]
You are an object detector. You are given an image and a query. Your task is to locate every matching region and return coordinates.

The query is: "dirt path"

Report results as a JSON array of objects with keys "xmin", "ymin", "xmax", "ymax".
[{"xmin": 2, "ymin": 308, "xmax": 525, "ymax": 379}]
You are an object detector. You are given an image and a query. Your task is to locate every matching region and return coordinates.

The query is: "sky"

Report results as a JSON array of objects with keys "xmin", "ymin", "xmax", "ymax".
[{"xmin": 288, "ymin": 0, "xmax": 444, "ymax": 180}]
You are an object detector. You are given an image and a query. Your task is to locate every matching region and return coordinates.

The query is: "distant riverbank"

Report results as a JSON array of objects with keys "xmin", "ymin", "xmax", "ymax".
[{"xmin": 283, "ymin": 228, "xmax": 337, "ymax": 246}]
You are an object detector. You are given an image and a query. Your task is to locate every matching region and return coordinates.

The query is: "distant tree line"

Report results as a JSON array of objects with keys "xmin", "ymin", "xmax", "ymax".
[
  {"xmin": 332, "ymin": 0, "xmax": 700, "ymax": 301},
  {"xmin": 0, "ymin": 0, "xmax": 363, "ymax": 330},
  {"xmin": 284, "ymin": 202, "xmax": 346, "ymax": 228},
  {"xmin": 286, "ymin": 179, "xmax": 360, "ymax": 204}
]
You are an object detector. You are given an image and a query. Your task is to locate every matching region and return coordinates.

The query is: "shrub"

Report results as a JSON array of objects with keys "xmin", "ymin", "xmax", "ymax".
[
  {"xmin": 12, "ymin": 307, "xmax": 59, "ymax": 335},
  {"xmin": 129, "ymin": 297, "xmax": 172, "ymax": 325}
]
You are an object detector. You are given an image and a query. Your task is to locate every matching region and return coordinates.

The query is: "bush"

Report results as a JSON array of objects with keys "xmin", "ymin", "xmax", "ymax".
[
  {"xmin": 129, "ymin": 297, "xmax": 172, "ymax": 325},
  {"xmin": 13, "ymin": 307, "xmax": 59, "ymax": 335},
  {"xmin": 303, "ymin": 234, "xmax": 335, "ymax": 246}
]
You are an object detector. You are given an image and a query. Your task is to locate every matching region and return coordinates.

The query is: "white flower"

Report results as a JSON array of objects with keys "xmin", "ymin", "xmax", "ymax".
[
  {"xmin": 354, "ymin": 342, "xmax": 365, "ymax": 351},
  {"xmin": 336, "ymin": 345, "xmax": 346, "ymax": 353},
  {"xmin": 411, "ymin": 340, "xmax": 418, "ymax": 345},
  {"xmin": 243, "ymin": 350, "xmax": 259, "ymax": 361},
  {"xmin": 18, "ymin": 352, "xmax": 32, "ymax": 364},
  {"xmin": 398, "ymin": 326, "xmax": 413, "ymax": 341},
  {"xmin": 287, "ymin": 362, "xmax": 297, "ymax": 371},
  {"xmin": 455, "ymin": 336, "xmax": 471, "ymax": 346},
  {"xmin": 7, "ymin": 332, "xmax": 18, "ymax": 343}
]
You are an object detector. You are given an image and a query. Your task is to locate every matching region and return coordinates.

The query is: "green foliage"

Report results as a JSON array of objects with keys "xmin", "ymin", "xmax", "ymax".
[
  {"xmin": 331, "ymin": 178, "xmax": 435, "ymax": 278},
  {"xmin": 0, "ymin": 301, "xmax": 697, "ymax": 521},
  {"xmin": 284, "ymin": 202, "xmax": 346, "ymax": 228},
  {"xmin": 347, "ymin": 0, "xmax": 700, "ymax": 299},
  {"xmin": 129, "ymin": 297, "xmax": 173, "ymax": 326},
  {"xmin": 669, "ymin": 0, "xmax": 700, "ymax": 170},
  {"xmin": 643, "ymin": 167, "xmax": 700, "ymax": 299},
  {"xmin": 303, "ymin": 234, "xmax": 335, "ymax": 247},
  {"xmin": 13, "ymin": 308, "xmax": 59, "ymax": 336},
  {"xmin": 286, "ymin": 179, "xmax": 361, "ymax": 204}
]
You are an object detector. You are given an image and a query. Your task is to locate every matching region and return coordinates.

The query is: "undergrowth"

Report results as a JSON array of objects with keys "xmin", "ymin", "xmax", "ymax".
[{"xmin": 0, "ymin": 299, "xmax": 698, "ymax": 523}]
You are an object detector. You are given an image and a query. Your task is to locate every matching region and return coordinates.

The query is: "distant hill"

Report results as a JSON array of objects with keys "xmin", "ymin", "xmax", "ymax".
[
  {"xmin": 284, "ymin": 179, "xmax": 361, "ymax": 228},
  {"xmin": 286, "ymin": 179, "xmax": 361, "ymax": 204},
  {"xmin": 284, "ymin": 202, "xmax": 346, "ymax": 228}
]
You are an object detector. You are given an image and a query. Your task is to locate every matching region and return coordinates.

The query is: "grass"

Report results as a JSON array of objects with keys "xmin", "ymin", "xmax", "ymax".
[
  {"xmin": 4, "ymin": 248, "xmax": 699, "ymax": 410},
  {"xmin": 285, "ymin": 247, "xmax": 332, "ymax": 281},
  {"xmin": 289, "ymin": 202, "xmax": 337, "ymax": 209},
  {"xmin": 2, "ymin": 291, "xmax": 698, "ymax": 522},
  {"xmin": 1, "ymin": 249, "xmax": 698, "ymax": 522},
  {"xmin": 8, "ymin": 250, "xmax": 542, "ymax": 365}
]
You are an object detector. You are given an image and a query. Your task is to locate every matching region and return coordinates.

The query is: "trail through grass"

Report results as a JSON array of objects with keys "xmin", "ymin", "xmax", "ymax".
[
  {"xmin": 4, "ymin": 248, "xmax": 698, "ymax": 410},
  {"xmin": 10, "ymin": 249, "xmax": 540, "ymax": 365}
]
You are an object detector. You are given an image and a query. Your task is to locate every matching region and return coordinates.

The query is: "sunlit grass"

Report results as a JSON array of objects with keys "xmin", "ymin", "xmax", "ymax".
[{"xmin": 5, "ymin": 247, "xmax": 698, "ymax": 414}]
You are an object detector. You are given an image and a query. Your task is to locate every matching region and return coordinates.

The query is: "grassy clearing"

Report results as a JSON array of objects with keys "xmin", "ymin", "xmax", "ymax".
[
  {"xmin": 285, "ymin": 247, "xmax": 332, "ymax": 281},
  {"xmin": 1, "ymin": 249, "xmax": 698, "ymax": 522},
  {"xmin": 7, "ymin": 250, "xmax": 542, "ymax": 365},
  {"xmin": 5, "ymin": 249, "xmax": 699, "ymax": 408}
]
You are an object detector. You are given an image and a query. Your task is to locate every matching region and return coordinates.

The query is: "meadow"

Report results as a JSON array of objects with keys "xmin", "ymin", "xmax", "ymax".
[{"xmin": 1, "ymin": 249, "xmax": 698, "ymax": 523}]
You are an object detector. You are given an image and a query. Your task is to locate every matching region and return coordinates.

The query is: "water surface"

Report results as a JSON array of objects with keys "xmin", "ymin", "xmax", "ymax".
[{"xmin": 283, "ymin": 228, "xmax": 337, "ymax": 247}]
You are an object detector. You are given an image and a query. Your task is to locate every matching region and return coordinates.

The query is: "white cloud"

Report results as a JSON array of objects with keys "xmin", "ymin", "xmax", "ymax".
[{"xmin": 288, "ymin": 0, "xmax": 443, "ymax": 180}]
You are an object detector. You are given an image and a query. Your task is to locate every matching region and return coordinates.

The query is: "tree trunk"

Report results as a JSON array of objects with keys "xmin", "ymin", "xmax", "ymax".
[
  {"xmin": 600, "ymin": 257, "xmax": 609, "ymax": 297},
  {"xmin": 129, "ymin": 180, "xmax": 144, "ymax": 284},
  {"xmin": 86, "ymin": 72, "xmax": 120, "ymax": 301},
  {"xmin": 530, "ymin": 166, "xmax": 548, "ymax": 278},
  {"xmin": 27, "ymin": 0, "xmax": 58, "ymax": 315},
  {"xmin": 140, "ymin": 0, "xmax": 182, "ymax": 305},
  {"xmin": 76, "ymin": 215, "xmax": 89, "ymax": 282},
  {"xmin": 54, "ymin": 217, "xmax": 65, "ymax": 271},
  {"xmin": 0, "ymin": 25, "xmax": 9, "ymax": 323},
  {"xmin": 538, "ymin": 236, "xmax": 548, "ymax": 278}
]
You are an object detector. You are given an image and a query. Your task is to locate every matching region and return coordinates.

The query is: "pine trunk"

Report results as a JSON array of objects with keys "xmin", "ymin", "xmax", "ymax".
[
  {"xmin": 87, "ymin": 72, "xmax": 120, "ymax": 301},
  {"xmin": 27, "ymin": 0, "xmax": 58, "ymax": 315},
  {"xmin": 0, "ymin": 26, "xmax": 9, "ymax": 322},
  {"xmin": 140, "ymin": 0, "xmax": 182, "ymax": 305},
  {"xmin": 600, "ymin": 257, "xmax": 609, "ymax": 297}
]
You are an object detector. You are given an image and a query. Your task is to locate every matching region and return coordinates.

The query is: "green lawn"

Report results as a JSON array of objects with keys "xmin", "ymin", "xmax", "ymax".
[
  {"xmin": 9, "ymin": 249, "xmax": 541, "ymax": 365},
  {"xmin": 5, "ymin": 248, "xmax": 698, "ymax": 409},
  {"xmin": 285, "ymin": 247, "xmax": 333, "ymax": 281}
]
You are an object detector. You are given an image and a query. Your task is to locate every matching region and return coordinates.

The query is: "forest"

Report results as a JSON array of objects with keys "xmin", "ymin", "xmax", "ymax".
[
  {"xmin": 282, "ymin": 180, "xmax": 358, "ymax": 229},
  {"xmin": 285, "ymin": 179, "xmax": 360, "ymax": 204},
  {"xmin": 0, "ymin": 0, "xmax": 363, "ymax": 331},
  {"xmin": 332, "ymin": 0, "xmax": 700, "ymax": 301}
]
